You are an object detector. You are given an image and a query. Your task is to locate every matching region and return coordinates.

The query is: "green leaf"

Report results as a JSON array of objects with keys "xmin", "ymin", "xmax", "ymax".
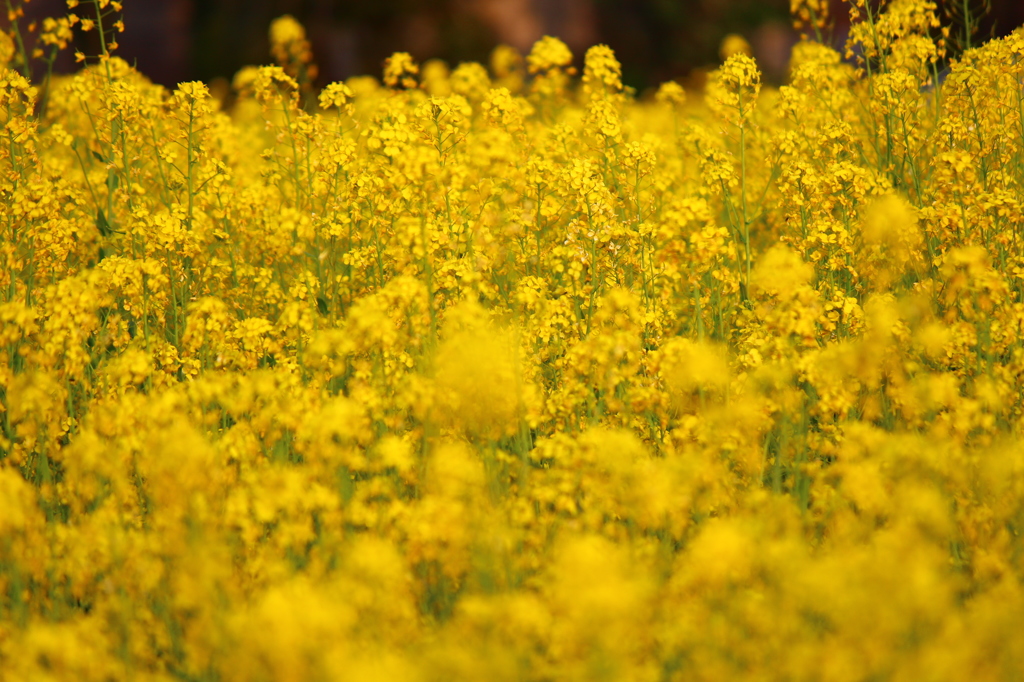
[{"xmin": 96, "ymin": 209, "xmax": 112, "ymax": 236}]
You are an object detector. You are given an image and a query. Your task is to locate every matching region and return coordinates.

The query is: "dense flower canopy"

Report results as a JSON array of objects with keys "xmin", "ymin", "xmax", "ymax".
[{"xmin": 2, "ymin": 0, "xmax": 1024, "ymax": 679}]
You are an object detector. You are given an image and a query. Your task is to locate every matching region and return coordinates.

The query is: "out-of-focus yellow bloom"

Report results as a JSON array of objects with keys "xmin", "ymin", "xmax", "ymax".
[
  {"xmin": 383, "ymin": 51, "xmax": 419, "ymax": 89},
  {"xmin": 859, "ymin": 193, "xmax": 924, "ymax": 288},
  {"xmin": 491, "ymin": 44, "xmax": 525, "ymax": 92},
  {"xmin": 269, "ymin": 14, "xmax": 305, "ymax": 47},
  {"xmin": 751, "ymin": 244, "xmax": 814, "ymax": 296},
  {"xmin": 269, "ymin": 15, "xmax": 317, "ymax": 86},
  {"xmin": 526, "ymin": 35, "xmax": 573, "ymax": 74},
  {"xmin": 655, "ymin": 80, "xmax": 686, "ymax": 107},
  {"xmin": 432, "ymin": 302, "xmax": 528, "ymax": 441},
  {"xmin": 719, "ymin": 33, "xmax": 752, "ymax": 60},
  {"xmin": 791, "ymin": 0, "xmax": 830, "ymax": 36}
]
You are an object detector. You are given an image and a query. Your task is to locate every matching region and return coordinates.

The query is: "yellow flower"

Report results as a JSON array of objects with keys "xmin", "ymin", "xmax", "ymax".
[
  {"xmin": 751, "ymin": 244, "xmax": 813, "ymax": 296},
  {"xmin": 269, "ymin": 14, "xmax": 306, "ymax": 46},
  {"xmin": 526, "ymin": 35, "xmax": 573, "ymax": 74},
  {"xmin": 431, "ymin": 301, "xmax": 528, "ymax": 441},
  {"xmin": 383, "ymin": 51, "xmax": 419, "ymax": 89},
  {"xmin": 719, "ymin": 33, "xmax": 752, "ymax": 60}
]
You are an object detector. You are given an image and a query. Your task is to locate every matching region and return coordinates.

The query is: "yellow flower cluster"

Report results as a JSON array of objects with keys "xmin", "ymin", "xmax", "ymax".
[
  {"xmin": 3, "ymin": 0, "xmax": 1024, "ymax": 678},
  {"xmin": 269, "ymin": 15, "xmax": 317, "ymax": 90}
]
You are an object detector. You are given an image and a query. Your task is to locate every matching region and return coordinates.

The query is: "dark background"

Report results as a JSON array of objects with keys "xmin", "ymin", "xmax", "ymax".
[{"xmin": 11, "ymin": 0, "xmax": 1024, "ymax": 91}]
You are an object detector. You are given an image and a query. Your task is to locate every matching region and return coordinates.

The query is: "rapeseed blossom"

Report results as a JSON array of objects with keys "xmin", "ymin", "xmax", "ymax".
[{"xmin": 2, "ymin": 0, "xmax": 1024, "ymax": 679}]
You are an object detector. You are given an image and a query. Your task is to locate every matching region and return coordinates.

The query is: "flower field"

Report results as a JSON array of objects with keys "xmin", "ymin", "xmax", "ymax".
[{"xmin": 3, "ymin": 0, "xmax": 1024, "ymax": 678}]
